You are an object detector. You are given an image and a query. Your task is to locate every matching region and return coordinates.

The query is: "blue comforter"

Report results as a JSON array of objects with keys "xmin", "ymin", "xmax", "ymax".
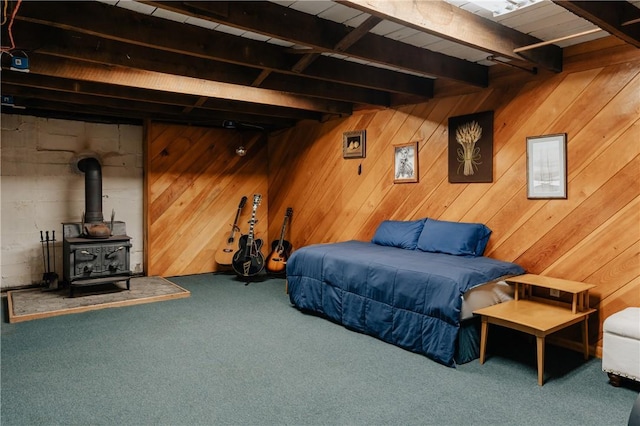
[{"xmin": 286, "ymin": 240, "xmax": 525, "ymax": 367}]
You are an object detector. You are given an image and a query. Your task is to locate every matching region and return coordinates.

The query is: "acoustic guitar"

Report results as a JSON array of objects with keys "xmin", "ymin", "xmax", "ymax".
[
  {"xmin": 232, "ymin": 194, "xmax": 265, "ymax": 277},
  {"xmin": 215, "ymin": 196, "xmax": 247, "ymax": 266},
  {"xmin": 266, "ymin": 207, "xmax": 293, "ymax": 274}
]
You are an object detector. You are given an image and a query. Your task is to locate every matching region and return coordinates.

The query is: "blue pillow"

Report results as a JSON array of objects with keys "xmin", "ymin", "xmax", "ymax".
[
  {"xmin": 416, "ymin": 218, "xmax": 491, "ymax": 257},
  {"xmin": 371, "ymin": 219, "xmax": 426, "ymax": 250}
]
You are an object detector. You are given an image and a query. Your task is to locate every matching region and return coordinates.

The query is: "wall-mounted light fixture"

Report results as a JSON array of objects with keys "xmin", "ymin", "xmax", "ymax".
[{"xmin": 235, "ymin": 146, "xmax": 247, "ymax": 157}]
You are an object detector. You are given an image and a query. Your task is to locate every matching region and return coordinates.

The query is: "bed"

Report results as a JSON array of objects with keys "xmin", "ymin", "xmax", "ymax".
[{"xmin": 286, "ymin": 218, "xmax": 525, "ymax": 367}]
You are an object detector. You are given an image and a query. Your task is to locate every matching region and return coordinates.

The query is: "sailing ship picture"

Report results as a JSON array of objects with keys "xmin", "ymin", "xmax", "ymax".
[{"xmin": 526, "ymin": 133, "xmax": 567, "ymax": 199}]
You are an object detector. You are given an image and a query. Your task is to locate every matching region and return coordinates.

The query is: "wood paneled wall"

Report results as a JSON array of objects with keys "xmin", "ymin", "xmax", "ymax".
[
  {"xmin": 146, "ymin": 122, "xmax": 268, "ymax": 277},
  {"xmin": 267, "ymin": 37, "xmax": 639, "ymax": 353},
  {"xmin": 144, "ymin": 37, "xmax": 638, "ymax": 354}
]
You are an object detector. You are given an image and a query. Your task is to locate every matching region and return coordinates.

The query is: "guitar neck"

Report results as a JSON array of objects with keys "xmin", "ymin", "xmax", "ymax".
[
  {"xmin": 247, "ymin": 204, "xmax": 259, "ymax": 246},
  {"xmin": 229, "ymin": 206, "xmax": 243, "ymax": 238},
  {"xmin": 277, "ymin": 217, "xmax": 288, "ymax": 245}
]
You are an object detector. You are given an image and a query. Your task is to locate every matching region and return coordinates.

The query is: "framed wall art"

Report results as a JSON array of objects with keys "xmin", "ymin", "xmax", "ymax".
[
  {"xmin": 393, "ymin": 141, "xmax": 418, "ymax": 183},
  {"xmin": 526, "ymin": 133, "xmax": 567, "ymax": 199},
  {"xmin": 448, "ymin": 111, "xmax": 493, "ymax": 183},
  {"xmin": 343, "ymin": 130, "xmax": 366, "ymax": 159}
]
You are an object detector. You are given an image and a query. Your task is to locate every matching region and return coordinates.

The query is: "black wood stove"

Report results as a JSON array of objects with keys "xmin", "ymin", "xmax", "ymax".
[{"xmin": 62, "ymin": 157, "xmax": 132, "ymax": 297}]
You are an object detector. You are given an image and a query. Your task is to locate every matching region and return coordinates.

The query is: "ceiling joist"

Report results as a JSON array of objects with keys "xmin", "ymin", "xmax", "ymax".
[
  {"xmin": 142, "ymin": 0, "xmax": 487, "ymax": 87},
  {"xmin": 14, "ymin": 1, "xmax": 433, "ymax": 97},
  {"xmin": 337, "ymin": 0, "xmax": 563, "ymax": 72},
  {"xmin": 14, "ymin": 22, "xmax": 392, "ymax": 107},
  {"xmin": 553, "ymin": 0, "xmax": 640, "ymax": 49},
  {"xmin": 15, "ymin": 53, "xmax": 352, "ymax": 116},
  {"xmin": 1, "ymin": 72, "xmax": 320, "ymax": 123},
  {"xmin": 3, "ymin": 0, "xmax": 637, "ymax": 130}
]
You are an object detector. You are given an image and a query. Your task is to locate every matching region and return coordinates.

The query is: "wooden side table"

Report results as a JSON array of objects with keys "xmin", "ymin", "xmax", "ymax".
[{"xmin": 474, "ymin": 274, "xmax": 596, "ymax": 386}]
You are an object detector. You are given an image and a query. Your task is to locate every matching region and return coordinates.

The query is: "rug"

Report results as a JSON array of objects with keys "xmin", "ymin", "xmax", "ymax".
[{"xmin": 6, "ymin": 276, "xmax": 190, "ymax": 323}]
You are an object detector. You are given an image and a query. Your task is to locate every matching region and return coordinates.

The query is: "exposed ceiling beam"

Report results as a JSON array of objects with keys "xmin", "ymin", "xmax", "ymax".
[
  {"xmin": 1, "ymin": 72, "xmax": 320, "ymax": 123},
  {"xmin": 14, "ymin": 22, "xmax": 391, "ymax": 107},
  {"xmin": 141, "ymin": 0, "xmax": 488, "ymax": 87},
  {"xmin": 553, "ymin": 0, "xmax": 640, "ymax": 48},
  {"xmin": 11, "ymin": 53, "xmax": 352, "ymax": 116},
  {"xmin": 290, "ymin": 15, "xmax": 383, "ymax": 73},
  {"xmin": 337, "ymin": 0, "xmax": 563, "ymax": 73},
  {"xmin": 1, "ymin": 88, "xmax": 283, "ymax": 128},
  {"xmin": 14, "ymin": 1, "xmax": 433, "ymax": 97}
]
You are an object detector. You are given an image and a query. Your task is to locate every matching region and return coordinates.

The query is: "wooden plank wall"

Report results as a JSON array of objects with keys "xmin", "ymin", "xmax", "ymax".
[
  {"xmin": 267, "ymin": 37, "xmax": 640, "ymax": 354},
  {"xmin": 146, "ymin": 123, "xmax": 268, "ymax": 277},
  {"xmin": 144, "ymin": 37, "xmax": 638, "ymax": 354}
]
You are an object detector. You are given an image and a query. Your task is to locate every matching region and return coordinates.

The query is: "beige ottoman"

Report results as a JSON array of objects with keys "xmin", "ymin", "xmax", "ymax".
[{"xmin": 602, "ymin": 307, "xmax": 640, "ymax": 386}]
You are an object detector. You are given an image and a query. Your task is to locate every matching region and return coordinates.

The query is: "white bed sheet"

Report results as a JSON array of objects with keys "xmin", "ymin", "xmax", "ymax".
[{"xmin": 460, "ymin": 280, "xmax": 514, "ymax": 321}]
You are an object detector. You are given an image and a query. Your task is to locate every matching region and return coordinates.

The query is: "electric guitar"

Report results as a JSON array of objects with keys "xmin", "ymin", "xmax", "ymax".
[
  {"xmin": 266, "ymin": 207, "xmax": 293, "ymax": 274},
  {"xmin": 215, "ymin": 196, "xmax": 248, "ymax": 266},
  {"xmin": 232, "ymin": 194, "xmax": 265, "ymax": 277}
]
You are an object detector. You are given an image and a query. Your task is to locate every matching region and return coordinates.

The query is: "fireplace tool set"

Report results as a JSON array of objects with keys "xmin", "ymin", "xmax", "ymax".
[{"xmin": 39, "ymin": 230, "xmax": 59, "ymax": 290}]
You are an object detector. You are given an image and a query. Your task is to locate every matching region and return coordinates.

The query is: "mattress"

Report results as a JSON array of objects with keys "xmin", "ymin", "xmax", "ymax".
[
  {"xmin": 460, "ymin": 279, "xmax": 515, "ymax": 321},
  {"xmin": 286, "ymin": 240, "xmax": 525, "ymax": 366}
]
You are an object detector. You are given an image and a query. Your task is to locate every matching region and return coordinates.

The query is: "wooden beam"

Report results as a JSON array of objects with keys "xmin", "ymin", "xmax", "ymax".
[
  {"xmin": 15, "ymin": 1, "xmax": 433, "ymax": 96},
  {"xmin": 2, "ymin": 88, "xmax": 298, "ymax": 129},
  {"xmin": 1, "ymin": 72, "xmax": 319, "ymax": 121},
  {"xmin": 553, "ymin": 1, "xmax": 640, "ymax": 49},
  {"xmin": 15, "ymin": 53, "xmax": 352, "ymax": 115},
  {"xmin": 291, "ymin": 15, "xmax": 383, "ymax": 74},
  {"xmin": 1, "ymin": 79, "xmax": 302, "ymax": 128},
  {"xmin": 183, "ymin": 97, "xmax": 209, "ymax": 114},
  {"xmin": 143, "ymin": 0, "xmax": 487, "ymax": 87},
  {"xmin": 14, "ymin": 22, "xmax": 387, "ymax": 107},
  {"xmin": 338, "ymin": 0, "xmax": 563, "ymax": 73},
  {"xmin": 334, "ymin": 16, "xmax": 383, "ymax": 52}
]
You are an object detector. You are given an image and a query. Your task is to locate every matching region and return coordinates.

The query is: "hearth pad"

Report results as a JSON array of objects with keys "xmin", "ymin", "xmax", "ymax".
[{"xmin": 6, "ymin": 276, "xmax": 190, "ymax": 323}]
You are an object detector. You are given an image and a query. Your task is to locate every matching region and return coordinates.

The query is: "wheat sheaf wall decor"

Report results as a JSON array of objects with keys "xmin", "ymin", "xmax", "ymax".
[{"xmin": 448, "ymin": 111, "xmax": 494, "ymax": 183}]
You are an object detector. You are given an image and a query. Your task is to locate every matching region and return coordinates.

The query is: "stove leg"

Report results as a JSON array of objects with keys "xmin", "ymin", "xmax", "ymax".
[{"xmin": 126, "ymin": 278, "xmax": 130, "ymax": 291}]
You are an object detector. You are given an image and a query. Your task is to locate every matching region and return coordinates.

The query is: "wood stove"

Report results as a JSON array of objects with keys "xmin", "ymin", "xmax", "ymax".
[
  {"xmin": 62, "ymin": 156, "xmax": 132, "ymax": 297},
  {"xmin": 62, "ymin": 222, "xmax": 131, "ymax": 297}
]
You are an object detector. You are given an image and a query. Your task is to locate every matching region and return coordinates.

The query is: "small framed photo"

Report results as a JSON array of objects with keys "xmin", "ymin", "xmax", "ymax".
[
  {"xmin": 393, "ymin": 141, "xmax": 418, "ymax": 183},
  {"xmin": 526, "ymin": 133, "xmax": 567, "ymax": 199},
  {"xmin": 343, "ymin": 130, "xmax": 366, "ymax": 159}
]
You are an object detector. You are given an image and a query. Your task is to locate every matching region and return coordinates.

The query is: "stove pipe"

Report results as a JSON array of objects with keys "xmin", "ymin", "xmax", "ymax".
[{"xmin": 77, "ymin": 157, "xmax": 103, "ymax": 224}]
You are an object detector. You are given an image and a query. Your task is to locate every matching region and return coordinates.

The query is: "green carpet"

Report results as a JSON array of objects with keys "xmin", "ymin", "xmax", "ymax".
[{"xmin": 1, "ymin": 272, "xmax": 638, "ymax": 425}]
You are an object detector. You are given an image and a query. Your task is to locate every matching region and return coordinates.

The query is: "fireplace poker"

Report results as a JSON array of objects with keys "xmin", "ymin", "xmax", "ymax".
[
  {"xmin": 52, "ymin": 230, "xmax": 56, "ymax": 281},
  {"xmin": 40, "ymin": 231, "xmax": 46, "ymax": 283},
  {"xmin": 45, "ymin": 231, "xmax": 51, "ymax": 281}
]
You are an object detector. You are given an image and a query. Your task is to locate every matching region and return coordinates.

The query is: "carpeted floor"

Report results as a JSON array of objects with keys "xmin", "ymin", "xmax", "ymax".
[
  {"xmin": 1, "ymin": 273, "xmax": 638, "ymax": 425},
  {"xmin": 6, "ymin": 275, "xmax": 190, "ymax": 323}
]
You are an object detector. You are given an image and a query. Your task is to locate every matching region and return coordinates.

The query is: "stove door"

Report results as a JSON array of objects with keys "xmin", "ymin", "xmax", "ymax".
[
  {"xmin": 102, "ymin": 242, "xmax": 131, "ymax": 275},
  {"xmin": 71, "ymin": 245, "xmax": 102, "ymax": 279},
  {"xmin": 67, "ymin": 241, "xmax": 131, "ymax": 281}
]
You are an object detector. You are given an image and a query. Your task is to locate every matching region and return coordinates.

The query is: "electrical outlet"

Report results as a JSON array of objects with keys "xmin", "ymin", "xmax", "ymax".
[{"xmin": 550, "ymin": 288, "xmax": 560, "ymax": 297}]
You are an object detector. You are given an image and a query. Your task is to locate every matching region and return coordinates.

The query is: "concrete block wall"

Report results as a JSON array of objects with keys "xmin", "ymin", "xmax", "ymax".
[{"xmin": 1, "ymin": 113, "xmax": 144, "ymax": 289}]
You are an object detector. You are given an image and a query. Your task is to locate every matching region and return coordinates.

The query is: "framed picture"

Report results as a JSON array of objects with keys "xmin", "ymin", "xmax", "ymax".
[
  {"xmin": 448, "ymin": 111, "xmax": 493, "ymax": 183},
  {"xmin": 393, "ymin": 141, "xmax": 418, "ymax": 183},
  {"xmin": 343, "ymin": 130, "xmax": 366, "ymax": 159},
  {"xmin": 526, "ymin": 133, "xmax": 567, "ymax": 199}
]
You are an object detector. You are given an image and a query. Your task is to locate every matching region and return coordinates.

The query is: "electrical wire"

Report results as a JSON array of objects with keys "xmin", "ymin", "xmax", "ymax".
[
  {"xmin": 1, "ymin": 0, "xmax": 8, "ymax": 26},
  {"xmin": 1, "ymin": 0, "xmax": 22, "ymax": 53}
]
